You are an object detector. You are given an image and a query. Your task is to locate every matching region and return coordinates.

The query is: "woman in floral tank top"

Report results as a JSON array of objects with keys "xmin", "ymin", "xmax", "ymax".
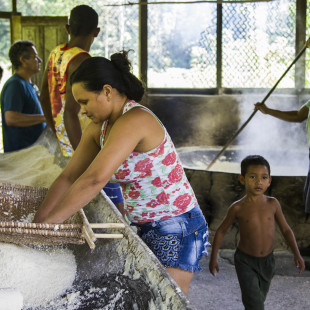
[{"xmin": 34, "ymin": 51, "xmax": 210, "ymax": 295}]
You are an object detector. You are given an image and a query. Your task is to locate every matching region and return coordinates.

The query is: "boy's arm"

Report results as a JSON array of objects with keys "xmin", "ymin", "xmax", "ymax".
[
  {"xmin": 209, "ymin": 205, "xmax": 237, "ymax": 276},
  {"xmin": 274, "ymin": 199, "xmax": 305, "ymax": 273}
]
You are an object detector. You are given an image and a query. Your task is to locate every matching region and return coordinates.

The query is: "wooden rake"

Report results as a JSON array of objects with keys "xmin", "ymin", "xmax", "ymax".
[{"xmin": 0, "ymin": 183, "xmax": 125, "ymax": 250}]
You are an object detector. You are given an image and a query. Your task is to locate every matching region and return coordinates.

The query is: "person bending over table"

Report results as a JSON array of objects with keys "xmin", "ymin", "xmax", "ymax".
[{"xmin": 34, "ymin": 50, "xmax": 209, "ymax": 295}]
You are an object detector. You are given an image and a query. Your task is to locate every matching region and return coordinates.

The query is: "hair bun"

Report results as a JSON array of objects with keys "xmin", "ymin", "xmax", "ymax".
[{"xmin": 110, "ymin": 50, "xmax": 133, "ymax": 74}]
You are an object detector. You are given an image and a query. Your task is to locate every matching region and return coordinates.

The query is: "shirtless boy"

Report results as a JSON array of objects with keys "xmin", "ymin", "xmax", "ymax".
[{"xmin": 209, "ymin": 155, "xmax": 305, "ymax": 310}]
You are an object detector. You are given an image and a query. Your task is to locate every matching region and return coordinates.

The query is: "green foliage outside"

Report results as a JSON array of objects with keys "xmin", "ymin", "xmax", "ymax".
[
  {"xmin": 0, "ymin": 0, "xmax": 309, "ymax": 89},
  {"xmin": 0, "ymin": 0, "xmax": 310, "ymax": 152}
]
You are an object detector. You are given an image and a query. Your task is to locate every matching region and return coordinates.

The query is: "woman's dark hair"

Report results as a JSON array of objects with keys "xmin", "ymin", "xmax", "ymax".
[
  {"xmin": 240, "ymin": 155, "xmax": 271, "ymax": 176},
  {"xmin": 70, "ymin": 50, "xmax": 144, "ymax": 102}
]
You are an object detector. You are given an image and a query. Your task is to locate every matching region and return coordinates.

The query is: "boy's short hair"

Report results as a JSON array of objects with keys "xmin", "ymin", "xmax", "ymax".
[
  {"xmin": 9, "ymin": 40, "xmax": 34, "ymax": 70},
  {"xmin": 69, "ymin": 5, "xmax": 98, "ymax": 36},
  {"xmin": 241, "ymin": 155, "xmax": 271, "ymax": 176}
]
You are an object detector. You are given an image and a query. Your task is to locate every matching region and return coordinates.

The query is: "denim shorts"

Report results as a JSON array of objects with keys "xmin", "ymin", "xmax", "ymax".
[
  {"xmin": 102, "ymin": 182, "xmax": 124, "ymax": 204},
  {"xmin": 135, "ymin": 205, "xmax": 210, "ymax": 272}
]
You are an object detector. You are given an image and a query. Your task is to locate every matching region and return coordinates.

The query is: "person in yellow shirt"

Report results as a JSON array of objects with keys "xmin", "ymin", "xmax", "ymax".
[{"xmin": 40, "ymin": 5, "xmax": 124, "ymax": 213}]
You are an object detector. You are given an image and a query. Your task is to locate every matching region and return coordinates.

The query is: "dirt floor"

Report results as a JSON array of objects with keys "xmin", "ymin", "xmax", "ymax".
[{"xmin": 188, "ymin": 250, "xmax": 310, "ymax": 310}]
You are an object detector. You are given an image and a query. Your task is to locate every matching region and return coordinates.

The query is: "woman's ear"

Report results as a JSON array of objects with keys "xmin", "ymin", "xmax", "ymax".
[{"xmin": 102, "ymin": 85, "xmax": 112, "ymax": 99}]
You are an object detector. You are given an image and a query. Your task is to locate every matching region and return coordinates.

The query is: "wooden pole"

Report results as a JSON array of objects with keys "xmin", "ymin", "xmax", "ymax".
[
  {"xmin": 206, "ymin": 40, "xmax": 309, "ymax": 170},
  {"xmin": 89, "ymin": 223, "xmax": 125, "ymax": 229},
  {"xmin": 94, "ymin": 234, "xmax": 124, "ymax": 239}
]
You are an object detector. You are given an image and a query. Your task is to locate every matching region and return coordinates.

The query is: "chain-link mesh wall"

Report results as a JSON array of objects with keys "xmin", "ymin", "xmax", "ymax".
[
  {"xmin": 17, "ymin": 0, "xmax": 139, "ymax": 75},
  {"xmin": 221, "ymin": 0, "xmax": 296, "ymax": 88},
  {"xmin": 206, "ymin": 0, "xmax": 296, "ymax": 89},
  {"xmin": 0, "ymin": 0, "xmax": 11, "ymax": 12},
  {"xmin": 148, "ymin": 1, "xmax": 217, "ymax": 88},
  {"xmin": 148, "ymin": 0, "xmax": 297, "ymax": 89},
  {"xmin": 0, "ymin": 19, "xmax": 10, "ymax": 67},
  {"xmin": 0, "ymin": 0, "xmax": 308, "ymax": 89}
]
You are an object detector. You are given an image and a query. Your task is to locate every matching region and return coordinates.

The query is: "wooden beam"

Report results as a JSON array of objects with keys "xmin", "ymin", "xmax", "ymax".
[
  {"xmin": 12, "ymin": 0, "xmax": 17, "ymax": 14},
  {"xmin": 295, "ymin": 0, "xmax": 307, "ymax": 92},
  {"xmin": 139, "ymin": 0, "xmax": 148, "ymax": 87}
]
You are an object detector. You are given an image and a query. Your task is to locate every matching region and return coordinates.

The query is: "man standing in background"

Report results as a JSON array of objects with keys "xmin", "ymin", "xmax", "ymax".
[
  {"xmin": 40, "ymin": 4, "xmax": 99, "ymax": 153},
  {"xmin": 40, "ymin": 5, "xmax": 124, "ymax": 213},
  {"xmin": 1, "ymin": 40, "xmax": 46, "ymax": 152}
]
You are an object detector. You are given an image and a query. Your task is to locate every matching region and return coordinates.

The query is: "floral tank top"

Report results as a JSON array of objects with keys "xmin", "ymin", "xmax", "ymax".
[
  {"xmin": 100, "ymin": 101, "xmax": 197, "ymax": 223},
  {"xmin": 48, "ymin": 43, "xmax": 90, "ymax": 157}
]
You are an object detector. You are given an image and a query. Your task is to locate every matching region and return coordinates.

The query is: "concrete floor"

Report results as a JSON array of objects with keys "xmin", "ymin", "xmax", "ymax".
[{"xmin": 188, "ymin": 250, "xmax": 310, "ymax": 310}]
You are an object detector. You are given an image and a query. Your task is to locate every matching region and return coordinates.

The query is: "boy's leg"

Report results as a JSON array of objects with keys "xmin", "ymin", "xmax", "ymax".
[
  {"xmin": 257, "ymin": 252, "xmax": 275, "ymax": 303},
  {"xmin": 234, "ymin": 249, "xmax": 265, "ymax": 310}
]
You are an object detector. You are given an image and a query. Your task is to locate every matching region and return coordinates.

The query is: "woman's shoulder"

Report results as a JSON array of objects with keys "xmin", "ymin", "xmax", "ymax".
[{"xmin": 120, "ymin": 103, "xmax": 157, "ymax": 126}]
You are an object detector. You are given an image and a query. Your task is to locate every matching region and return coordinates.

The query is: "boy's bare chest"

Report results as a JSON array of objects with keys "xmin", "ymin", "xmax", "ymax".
[{"xmin": 236, "ymin": 204, "xmax": 275, "ymax": 226}]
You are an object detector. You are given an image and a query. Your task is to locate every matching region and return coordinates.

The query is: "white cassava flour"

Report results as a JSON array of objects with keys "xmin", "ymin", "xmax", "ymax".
[
  {"xmin": 0, "ymin": 288, "xmax": 23, "ymax": 310},
  {"xmin": 0, "ymin": 145, "xmax": 63, "ymax": 187},
  {"xmin": 0, "ymin": 143, "xmax": 77, "ymax": 308},
  {"xmin": 0, "ymin": 242, "xmax": 76, "ymax": 308}
]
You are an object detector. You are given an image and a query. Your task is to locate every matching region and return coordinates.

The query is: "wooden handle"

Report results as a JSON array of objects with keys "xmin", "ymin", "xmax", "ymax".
[
  {"xmin": 89, "ymin": 223, "xmax": 125, "ymax": 229},
  {"xmin": 82, "ymin": 220, "xmax": 125, "ymax": 248},
  {"xmin": 82, "ymin": 228, "xmax": 96, "ymax": 249},
  {"xmin": 94, "ymin": 233, "xmax": 124, "ymax": 239},
  {"xmin": 80, "ymin": 210, "xmax": 96, "ymax": 242}
]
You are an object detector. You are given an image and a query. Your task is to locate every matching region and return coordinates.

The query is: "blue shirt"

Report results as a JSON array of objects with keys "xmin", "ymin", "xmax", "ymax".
[{"xmin": 1, "ymin": 74, "xmax": 46, "ymax": 152}]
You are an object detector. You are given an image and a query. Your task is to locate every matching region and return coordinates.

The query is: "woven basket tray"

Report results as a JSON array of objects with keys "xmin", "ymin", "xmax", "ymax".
[{"xmin": 0, "ymin": 183, "xmax": 91, "ymax": 246}]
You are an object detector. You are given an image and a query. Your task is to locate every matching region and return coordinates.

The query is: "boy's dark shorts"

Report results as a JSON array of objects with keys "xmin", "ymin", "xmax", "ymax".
[{"xmin": 234, "ymin": 248, "xmax": 275, "ymax": 310}]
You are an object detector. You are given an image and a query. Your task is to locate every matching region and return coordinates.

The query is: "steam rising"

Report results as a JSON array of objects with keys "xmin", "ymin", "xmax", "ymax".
[
  {"xmin": 177, "ymin": 94, "xmax": 309, "ymax": 176},
  {"xmin": 236, "ymin": 94, "xmax": 308, "ymax": 176}
]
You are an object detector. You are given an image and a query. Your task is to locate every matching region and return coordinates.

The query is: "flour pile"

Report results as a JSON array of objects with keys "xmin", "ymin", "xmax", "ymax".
[
  {"xmin": 0, "ymin": 145, "xmax": 63, "ymax": 187},
  {"xmin": 0, "ymin": 242, "xmax": 77, "ymax": 308},
  {"xmin": 0, "ymin": 288, "xmax": 23, "ymax": 310},
  {"xmin": 0, "ymin": 142, "xmax": 78, "ymax": 309}
]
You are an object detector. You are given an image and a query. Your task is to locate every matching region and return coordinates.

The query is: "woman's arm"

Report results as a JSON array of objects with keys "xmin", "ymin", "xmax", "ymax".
[
  {"xmin": 33, "ymin": 172, "xmax": 73, "ymax": 222},
  {"xmin": 34, "ymin": 122, "xmax": 101, "ymax": 222},
  {"xmin": 40, "ymin": 107, "xmax": 163, "ymax": 224}
]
